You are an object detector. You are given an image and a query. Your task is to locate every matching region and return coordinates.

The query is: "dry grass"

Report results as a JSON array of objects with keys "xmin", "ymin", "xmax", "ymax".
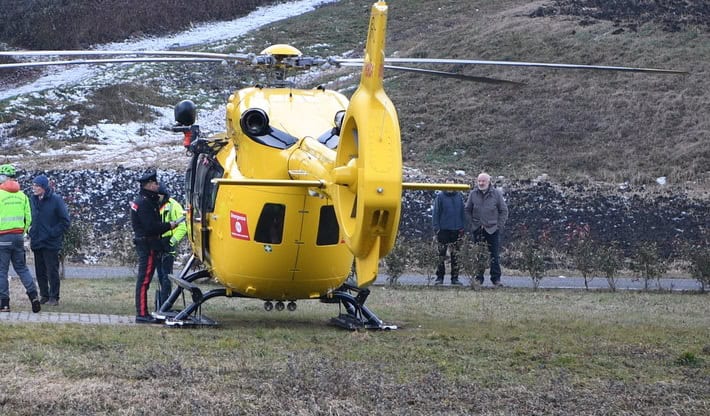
[{"xmin": 1, "ymin": 276, "xmax": 708, "ymax": 415}]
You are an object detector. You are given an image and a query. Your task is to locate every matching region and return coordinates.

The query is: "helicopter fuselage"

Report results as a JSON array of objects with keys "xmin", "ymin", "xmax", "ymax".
[{"xmin": 186, "ymin": 86, "xmax": 354, "ymax": 301}]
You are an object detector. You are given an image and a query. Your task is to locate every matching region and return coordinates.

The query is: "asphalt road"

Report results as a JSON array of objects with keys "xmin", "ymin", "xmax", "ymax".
[
  {"xmin": 382, "ymin": 274, "xmax": 704, "ymax": 292},
  {"xmin": 41, "ymin": 265, "xmax": 706, "ymax": 292}
]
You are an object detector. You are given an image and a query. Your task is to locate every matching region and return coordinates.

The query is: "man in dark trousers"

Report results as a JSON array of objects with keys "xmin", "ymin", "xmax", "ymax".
[
  {"xmin": 130, "ymin": 170, "xmax": 179, "ymax": 324},
  {"xmin": 465, "ymin": 172, "xmax": 509, "ymax": 287},
  {"xmin": 432, "ymin": 179, "xmax": 466, "ymax": 286},
  {"xmin": 0, "ymin": 164, "xmax": 41, "ymax": 313},
  {"xmin": 29, "ymin": 174, "xmax": 71, "ymax": 306}
]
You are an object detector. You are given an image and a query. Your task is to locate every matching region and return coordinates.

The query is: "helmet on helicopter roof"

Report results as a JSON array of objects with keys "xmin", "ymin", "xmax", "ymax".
[{"xmin": 0, "ymin": 164, "xmax": 16, "ymax": 177}]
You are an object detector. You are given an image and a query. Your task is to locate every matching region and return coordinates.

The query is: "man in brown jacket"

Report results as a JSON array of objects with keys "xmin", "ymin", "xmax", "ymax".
[{"xmin": 465, "ymin": 172, "xmax": 509, "ymax": 286}]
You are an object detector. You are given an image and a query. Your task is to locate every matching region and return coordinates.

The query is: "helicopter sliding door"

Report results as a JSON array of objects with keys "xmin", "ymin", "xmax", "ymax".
[{"xmin": 187, "ymin": 153, "xmax": 223, "ymax": 264}]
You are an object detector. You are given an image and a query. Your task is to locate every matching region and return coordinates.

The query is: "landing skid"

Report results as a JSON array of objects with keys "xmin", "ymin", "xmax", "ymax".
[
  {"xmin": 153, "ymin": 255, "xmax": 225, "ymax": 327},
  {"xmin": 323, "ymin": 283, "xmax": 398, "ymax": 330},
  {"xmin": 154, "ymin": 256, "xmax": 396, "ymax": 329}
]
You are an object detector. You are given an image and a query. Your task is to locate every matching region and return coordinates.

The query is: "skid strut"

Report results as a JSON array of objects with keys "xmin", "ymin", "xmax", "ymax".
[
  {"xmin": 153, "ymin": 255, "xmax": 227, "ymax": 326},
  {"xmin": 323, "ymin": 283, "xmax": 397, "ymax": 330},
  {"xmin": 154, "ymin": 256, "xmax": 396, "ymax": 329}
]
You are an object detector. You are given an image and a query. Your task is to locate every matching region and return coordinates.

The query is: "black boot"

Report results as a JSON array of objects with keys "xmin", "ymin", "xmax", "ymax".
[
  {"xmin": 0, "ymin": 298, "xmax": 9, "ymax": 312},
  {"xmin": 28, "ymin": 292, "xmax": 41, "ymax": 313}
]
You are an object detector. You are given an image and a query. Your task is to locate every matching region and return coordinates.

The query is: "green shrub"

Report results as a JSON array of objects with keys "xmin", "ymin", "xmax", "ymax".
[
  {"xmin": 411, "ymin": 238, "xmax": 440, "ymax": 285},
  {"xmin": 675, "ymin": 351, "xmax": 702, "ymax": 367},
  {"xmin": 384, "ymin": 238, "xmax": 409, "ymax": 287},
  {"xmin": 596, "ymin": 242, "xmax": 625, "ymax": 292},
  {"xmin": 569, "ymin": 238, "xmax": 598, "ymax": 290},
  {"xmin": 506, "ymin": 238, "xmax": 546, "ymax": 290},
  {"xmin": 60, "ymin": 219, "xmax": 88, "ymax": 279},
  {"xmin": 459, "ymin": 236, "xmax": 490, "ymax": 288},
  {"xmin": 680, "ymin": 241, "xmax": 710, "ymax": 293},
  {"xmin": 629, "ymin": 241, "xmax": 668, "ymax": 291}
]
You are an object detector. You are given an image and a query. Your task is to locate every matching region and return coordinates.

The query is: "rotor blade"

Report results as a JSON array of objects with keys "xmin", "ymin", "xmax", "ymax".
[
  {"xmin": 0, "ymin": 57, "xmax": 226, "ymax": 69},
  {"xmin": 335, "ymin": 58, "xmax": 686, "ymax": 75},
  {"xmin": 0, "ymin": 49, "xmax": 242, "ymax": 60},
  {"xmin": 339, "ymin": 62, "xmax": 521, "ymax": 84}
]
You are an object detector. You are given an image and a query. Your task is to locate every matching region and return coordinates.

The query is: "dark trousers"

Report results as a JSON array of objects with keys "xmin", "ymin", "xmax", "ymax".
[
  {"xmin": 134, "ymin": 242, "xmax": 159, "ymax": 317},
  {"xmin": 0, "ymin": 233, "xmax": 38, "ymax": 300},
  {"xmin": 436, "ymin": 229, "xmax": 461, "ymax": 281},
  {"xmin": 473, "ymin": 228, "xmax": 501, "ymax": 284},
  {"xmin": 156, "ymin": 252, "xmax": 175, "ymax": 307},
  {"xmin": 34, "ymin": 248, "xmax": 61, "ymax": 300}
]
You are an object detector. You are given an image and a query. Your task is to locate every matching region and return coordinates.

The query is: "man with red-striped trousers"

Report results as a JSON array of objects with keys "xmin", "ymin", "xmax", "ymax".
[{"xmin": 130, "ymin": 170, "xmax": 179, "ymax": 324}]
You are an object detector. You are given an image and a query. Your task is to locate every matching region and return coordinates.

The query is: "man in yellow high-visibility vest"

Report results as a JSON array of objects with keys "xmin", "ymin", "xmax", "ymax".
[
  {"xmin": 156, "ymin": 184, "xmax": 187, "ymax": 307},
  {"xmin": 0, "ymin": 164, "xmax": 41, "ymax": 313}
]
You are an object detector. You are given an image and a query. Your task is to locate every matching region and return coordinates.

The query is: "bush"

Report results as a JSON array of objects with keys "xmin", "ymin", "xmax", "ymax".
[
  {"xmin": 410, "ymin": 238, "xmax": 440, "ymax": 285},
  {"xmin": 564, "ymin": 223, "xmax": 597, "ymax": 290},
  {"xmin": 384, "ymin": 238, "xmax": 409, "ymax": 287},
  {"xmin": 596, "ymin": 242, "xmax": 625, "ymax": 292},
  {"xmin": 506, "ymin": 238, "xmax": 546, "ymax": 290},
  {"xmin": 629, "ymin": 241, "xmax": 668, "ymax": 291},
  {"xmin": 679, "ymin": 241, "xmax": 710, "ymax": 293},
  {"xmin": 458, "ymin": 236, "xmax": 490, "ymax": 288},
  {"xmin": 59, "ymin": 219, "xmax": 88, "ymax": 278}
]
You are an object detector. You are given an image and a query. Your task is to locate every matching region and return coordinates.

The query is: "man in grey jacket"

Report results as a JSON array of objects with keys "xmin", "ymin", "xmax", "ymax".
[{"xmin": 465, "ymin": 172, "xmax": 509, "ymax": 286}]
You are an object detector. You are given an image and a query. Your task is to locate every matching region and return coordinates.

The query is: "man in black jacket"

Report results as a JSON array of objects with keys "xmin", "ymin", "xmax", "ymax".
[
  {"xmin": 432, "ymin": 179, "xmax": 466, "ymax": 286},
  {"xmin": 30, "ymin": 174, "xmax": 71, "ymax": 306},
  {"xmin": 130, "ymin": 170, "xmax": 179, "ymax": 324}
]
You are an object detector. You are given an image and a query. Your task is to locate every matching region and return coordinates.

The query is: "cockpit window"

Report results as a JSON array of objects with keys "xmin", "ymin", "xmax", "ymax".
[
  {"xmin": 317, "ymin": 128, "xmax": 340, "ymax": 149},
  {"xmin": 247, "ymin": 127, "xmax": 298, "ymax": 149},
  {"xmin": 317, "ymin": 110, "xmax": 345, "ymax": 149}
]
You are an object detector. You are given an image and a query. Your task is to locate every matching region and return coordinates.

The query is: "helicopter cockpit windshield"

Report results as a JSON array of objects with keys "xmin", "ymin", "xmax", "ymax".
[
  {"xmin": 316, "ymin": 110, "xmax": 345, "ymax": 149},
  {"xmin": 248, "ymin": 127, "xmax": 298, "ymax": 149}
]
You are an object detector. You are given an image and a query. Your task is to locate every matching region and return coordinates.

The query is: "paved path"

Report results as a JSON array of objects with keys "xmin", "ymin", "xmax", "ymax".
[
  {"xmin": 0, "ymin": 311, "xmax": 135, "ymax": 325},
  {"xmin": 2, "ymin": 266, "xmax": 704, "ymax": 326}
]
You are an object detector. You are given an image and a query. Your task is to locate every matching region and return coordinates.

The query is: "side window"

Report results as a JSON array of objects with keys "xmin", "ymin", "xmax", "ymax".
[
  {"xmin": 204, "ymin": 165, "xmax": 222, "ymax": 213},
  {"xmin": 316, "ymin": 205, "xmax": 339, "ymax": 246},
  {"xmin": 254, "ymin": 203, "xmax": 285, "ymax": 244}
]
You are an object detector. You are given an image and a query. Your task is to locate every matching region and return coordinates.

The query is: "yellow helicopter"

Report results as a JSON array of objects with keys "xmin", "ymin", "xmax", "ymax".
[{"xmin": 0, "ymin": 1, "xmax": 684, "ymax": 328}]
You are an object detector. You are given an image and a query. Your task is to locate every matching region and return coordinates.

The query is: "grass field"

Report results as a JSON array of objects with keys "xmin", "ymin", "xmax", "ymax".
[{"xmin": 0, "ymin": 277, "xmax": 708, "ymax": 415}]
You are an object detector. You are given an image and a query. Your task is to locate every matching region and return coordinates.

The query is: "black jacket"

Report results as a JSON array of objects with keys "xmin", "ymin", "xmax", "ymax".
[
  {"xmin": 29, "ymin": 188, "xmax": 71, "ymax": 251},
  {"xmin": 130, "ymin": 188, "xmax": 171, "ymax": 242}
]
